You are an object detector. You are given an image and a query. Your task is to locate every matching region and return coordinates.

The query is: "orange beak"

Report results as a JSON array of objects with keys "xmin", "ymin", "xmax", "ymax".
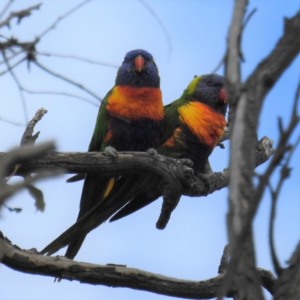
[{"xmin": 134, "ymin": 55, "xmax": 145, "ymax": 72}]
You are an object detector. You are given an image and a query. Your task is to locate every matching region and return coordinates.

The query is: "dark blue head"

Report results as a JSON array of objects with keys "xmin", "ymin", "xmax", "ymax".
[
  {"xmin": 115, "ymin": 49, "xmax": 160, "ymax": 88},
  {"xmin": 188, "ymin": 74, "xmax": 228, "ymax": 116}
]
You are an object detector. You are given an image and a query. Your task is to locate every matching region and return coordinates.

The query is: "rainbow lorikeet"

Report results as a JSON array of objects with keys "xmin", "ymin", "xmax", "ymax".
[
  {"xmin": 41, "ymin": 49, "xmax": 164, "ymax": 259},
  {"xmin": 109, "ymin": 74, "xmax": 228, "ymax": 224}
]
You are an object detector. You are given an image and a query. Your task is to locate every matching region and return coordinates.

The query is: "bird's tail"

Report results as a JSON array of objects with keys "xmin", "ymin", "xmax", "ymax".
[{"xmin": 40, "ymin": 176, "xmax": 140, "ymax": 258}]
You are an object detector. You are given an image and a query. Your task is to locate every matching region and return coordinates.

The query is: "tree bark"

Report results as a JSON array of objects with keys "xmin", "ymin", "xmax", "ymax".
[{"xmin": 0, "ymin": 231, "xmax": 276, "ymax": 299}]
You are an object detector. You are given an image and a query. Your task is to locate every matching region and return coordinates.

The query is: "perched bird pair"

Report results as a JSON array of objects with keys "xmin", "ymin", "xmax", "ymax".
[{"xmin": 41, "ymin": 49, "xmax": 228, "ymax": 260}]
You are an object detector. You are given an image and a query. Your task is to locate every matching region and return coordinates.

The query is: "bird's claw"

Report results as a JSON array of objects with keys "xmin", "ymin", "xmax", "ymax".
[
  {"xmin": 195, "ymin": 172, "xmax": 210, "ymax": 187},
  {"xmin": 104, "ymin": 146, "xmax": 118, "ymax": 160},
  {"xmin": 146, "ymin": 148, "xmax": 158, "ymax": 160}
]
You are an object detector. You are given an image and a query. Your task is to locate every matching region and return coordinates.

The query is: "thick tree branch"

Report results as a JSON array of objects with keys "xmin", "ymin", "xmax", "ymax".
[
  {"xmin": 0, "ymin": 137, "xmax": 273, "ymax": 199},
  {"xmin": 223, "ymin": 8, "xmax": 300, "ymax": 299},
  {"xmin": 224, "ymin": 0, "xmax": 247, "ymax": 128},
  {"xmin": 0, "ymin": 232, "xmax": 276, "ymax": 299}
]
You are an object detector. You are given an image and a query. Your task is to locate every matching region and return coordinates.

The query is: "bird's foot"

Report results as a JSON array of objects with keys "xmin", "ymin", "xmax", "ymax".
[
  {"xmin": 104, "ymin": 146, "xmax": 118, "ymax": 160},
  {"xmin": 196, "ymin": 172, "xmax": 210, "ymax": 187},
  {"xmin": 146, "ymin": 148, "xmax": 158, "ymax": 160}
]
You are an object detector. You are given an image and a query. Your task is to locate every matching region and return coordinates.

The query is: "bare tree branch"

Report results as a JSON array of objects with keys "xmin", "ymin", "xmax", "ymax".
[
  {"xmin": 211, "ymin": 7, "xmax": 257, "ymax": 74},
  {"xmin": 0, "ymin": 137, "xmax": 273, "ymax": 195},
  {"xmin": 223, "ymin": 8, "xmax": 300, "ymax": 299},
  {"xmin": 22, "ymin": 89, "xmax": 99, "ymax": 107},
  {"xmin": 211, "ymin": 53, "xmax": 226, "ymax": 74},
  {"xmin": 242, "ymin": 8, "xmax": 257, "ymax": 32},
  {"xmin": 36, "ymin": 0, "xmax": 92, "ymax": 40},
  {"xmin": 0, "ymin": 169, "xmax": 61, "ymax": 206},
  {"xmin": 0, "ymin": 142, "xmax": 56, "ymax": 206},
  {"xmin": 274, "ymin": 242, "xmax": 300, "ymax": 299},
  {"xmin": 1, "ymin": 49, "xmax": 28, "ymax": 122},
  {"xmin": 20, "ymin": 107, "xmax": 47, "ymax": 146},
  {"xmin": 269, "ymin": 134, "xmax": 300, "ymax": 276},
  {"xmin": 0, "ymin": 135, "xmax": 274, "ymax": 224},
  {"xmin": 32, "ymin": 60, "xmax": 102, "ymax": 102},
  {"xmin": 0, "ymin": 0, "xmax": 14, "ymax": 20},
  {"xmin": 0, "ymin": 56, "xmax": 26, "ymax": 75},
  {"xmin": 0, "ymin": 3, "xmax": 41, "ymax": 28},
  {"xmin": 0, "ymin": 231, "xmax": 276, "ymax": 299},
  {"xmin": 138, "ymin": 0, "xmax": 172, "ymax": 61},
  {"xmin": 224, "ymin": 0, "xmax": 246, "ymax": 118},
  {"xmin": 0, "ymin": 48, "xmax": 23, "ymax": 66},
  {"xmin": 0, "ymin": 115, "xmax": 24, "ymax": 126},
  {"xmin": 37, "ymin": 51, "xmax": 119, "ymax": 68},
  {"xmin": 0, "ymin": 0, "xmax": 98, "ymax": 126},
  {"xmin": 223, "ymin": 0, "xmax": 264, "ymax": 297}
]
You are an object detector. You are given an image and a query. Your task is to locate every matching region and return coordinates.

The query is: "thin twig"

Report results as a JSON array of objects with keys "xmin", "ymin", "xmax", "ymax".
[
  {"xmin": 1, "ymin": 50, "xmax": 28, "ymax": 123},
  {"xmin": 37, "ymin": 51, "xmax": 119, "ymax": 68},
  {"xmin": 22, "ymin": 89, "xmax": 99, "ymax": 107},
  {"xmin": 269, "ymin": 135, "xmax": 300, "ymax": 276},
  {"xmin": 211, "ymin": 53, "xmax": 226, "ymax": 74},
  {"xmin": 138, "ymin": 0, "xmax": 172, "ymax": 61},
  {"xmin": 0, "ymin": 49, "xmax": 24, "ymax": 65},
  {"xmin": 0, "ymin": 0, "xmax": 13, "ymax": 21},
  {"xmin": 268, "ymin": 79, "xmax": 300, "ymax": 276},
  {"xmin": 0, "ymin": 115, "xmax": 24, "ymax": 126},
  {"xmin": 211, "ymin": 8, "xmax": 256, "ymax": 77},
  {"xmin": 292, "ymin": 76, "xmax": 300, "ymax": 117},
  {"xmin": 32, "ymin": 60, "xmax": 102, "ymax": 102},
  {"xmin": 36, "ymin": 0, "xmax": 91, "ymax": 40},
  {"xmin": 0, "ymin": 56, "xmax": 26, "ymax": 75},
  {"xmin": 242, "ymin": 8, "xmax": 257, "ymax": 30}
]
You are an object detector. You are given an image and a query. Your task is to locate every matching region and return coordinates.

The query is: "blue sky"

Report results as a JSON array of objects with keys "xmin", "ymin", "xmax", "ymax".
[{"xmin": 0, "ymin": 1, "xmax": 300, "ymax": 299}]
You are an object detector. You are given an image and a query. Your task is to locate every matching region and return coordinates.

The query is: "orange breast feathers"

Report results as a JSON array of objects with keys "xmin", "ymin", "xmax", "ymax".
[
  {"xmin": 106, "ymin": 86, "xmax": 164, "ymax": 121},
  {"xmin": 178, "ymin": 101, "xmax": 227, "ymax": 148}
]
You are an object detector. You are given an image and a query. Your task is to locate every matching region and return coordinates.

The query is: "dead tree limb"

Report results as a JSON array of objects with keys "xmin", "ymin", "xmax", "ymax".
[
  {"xmin": 0, "ymin": 232, "xmax": 276, "ymax": 299},
  {"xmin": 222, "ymin": 5, "xmax": 300, "ymax": 299}
]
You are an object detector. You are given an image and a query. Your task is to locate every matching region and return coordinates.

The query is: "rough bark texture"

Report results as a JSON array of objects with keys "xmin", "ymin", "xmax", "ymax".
[
  {"xmin": 222, "ymin": 4, "xmax": 300, "ymax": 300},
  {"xmin": 274, "ymin": 242, "xmax": 300, "ymax": 300},
  {"xmin": 0, "ymin": 232, "xmax": 276, "ymax": 299},
  {"xmin": 0, "ymin": 136, "xmax": 274, "ymax": 198}
]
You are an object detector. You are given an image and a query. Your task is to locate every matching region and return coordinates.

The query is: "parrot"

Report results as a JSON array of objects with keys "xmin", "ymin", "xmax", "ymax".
[
  {"xmin": 109, "ymin": 73, "xmax": 228, "ymax": 223},
  {"xmin": 41, "ymin": 49, "xmax": 164, "ymax": 259}
]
